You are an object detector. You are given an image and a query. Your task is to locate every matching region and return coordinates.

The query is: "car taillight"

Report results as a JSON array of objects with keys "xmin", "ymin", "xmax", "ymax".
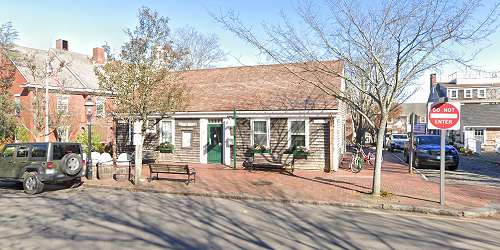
[
  {"xmin": 81, "ymin": 160, "xmax": 86, "ymax": 166},
  {"xmin": 47, "ymin": 162, "xmax": 54, "ymax": 169}
]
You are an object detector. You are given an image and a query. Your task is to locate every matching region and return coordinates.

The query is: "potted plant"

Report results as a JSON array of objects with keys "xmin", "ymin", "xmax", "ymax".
[
  {"xmin": 158, "ymin": 142, "xmax": 175, "ymax": 153},
  {"xmin": 251, "ymin": 144, "xmax": 271, "ymax": 154}
]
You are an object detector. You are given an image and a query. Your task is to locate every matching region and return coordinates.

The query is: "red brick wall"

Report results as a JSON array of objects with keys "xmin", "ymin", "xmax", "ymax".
[{"xmin": 5, "ymin": 60, "xmax": 114, "ymax": 143}]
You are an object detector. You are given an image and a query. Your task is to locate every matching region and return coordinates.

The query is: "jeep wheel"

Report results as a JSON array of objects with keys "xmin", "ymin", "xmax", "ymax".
[
  {"xmin": 61, "ymin": 153, "xmax": 83, "ymax": 176},
  {"xmin": 23, "ymin": 172, "xmax": 44, "ymax": 195}
]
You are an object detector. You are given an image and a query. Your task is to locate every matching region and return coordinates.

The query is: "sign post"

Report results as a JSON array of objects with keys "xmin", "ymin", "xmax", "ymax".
[{"xmin": 427, "ymin": 102, "xmax": 461, "ymax": 207}]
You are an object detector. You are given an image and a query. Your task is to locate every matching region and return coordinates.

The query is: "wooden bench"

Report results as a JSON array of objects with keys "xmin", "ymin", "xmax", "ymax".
[
  {"xmin": 148, "ymin": 163, "xmax": 196, "ymax": 184},
  {"xmin": 246, "ymin": 153, "xmax": 294, "ymax": 173}
]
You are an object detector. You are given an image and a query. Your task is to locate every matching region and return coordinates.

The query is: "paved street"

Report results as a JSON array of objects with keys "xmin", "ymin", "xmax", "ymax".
[
  {"xmin": 389, "ymin": 151, "xmax": 500, "ymax": 187},
  {"xmin": 1, "ymin": 184, "xmax": 499, "ymax": 250}
]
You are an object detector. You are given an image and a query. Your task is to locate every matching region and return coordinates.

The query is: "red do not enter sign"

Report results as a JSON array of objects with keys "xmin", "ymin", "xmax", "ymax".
[{"xmin": 427, "ymin": 102, "xmax": 461, "ymax": 130}]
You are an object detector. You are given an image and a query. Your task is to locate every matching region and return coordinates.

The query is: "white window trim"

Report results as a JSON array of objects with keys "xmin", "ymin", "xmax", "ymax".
[
  {"xmin": 57, "ymin": 126, "xmax": 70, "ymax": 142},
  {"xmin": 250, "ymin": 118, "xmax": 270, "ymax": 148},
  {"xmin": 56, "ymin": 95, "xmax": 69, "ymax": 113},
  {"xmin": 95, "ymin": 97, "xmax": 106, "ymax": 117},
  {"xmin": 287, "ymin": 118, "xmax": 310, "ymax": 149},
  {"xmin": 464, "ymin": 88, "xmax": 473, "ymax": 98},
  {"xmin": 181, "ymin": 130, "xmax": 192, "ymax": 148},
  {"xmin": 448, "ymin": 89, "xmax": 458, "ymax": 99},
  {"xmin": 159, "ymin": 119, "xmax": 175, "ymax": 144},
  {"xmin": 477, "ymin": 88, "xmax": 486, "ymax": 98}
]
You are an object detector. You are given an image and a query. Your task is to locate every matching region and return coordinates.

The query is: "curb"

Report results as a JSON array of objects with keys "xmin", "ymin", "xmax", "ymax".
[{"xmin": 83, "ymin": 182, "xmax": 499, "ymax": 218}]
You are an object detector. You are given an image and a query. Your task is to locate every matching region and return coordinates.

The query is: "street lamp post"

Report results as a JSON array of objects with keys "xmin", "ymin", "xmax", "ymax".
[{"xmin": 84, "ymin": 96, "xmax": 95, "ymax": 180}]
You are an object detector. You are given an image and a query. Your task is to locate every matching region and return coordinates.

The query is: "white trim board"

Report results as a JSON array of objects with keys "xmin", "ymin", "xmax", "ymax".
[{"xmin": 148, "ymin": 110, "xmax": 339, "ymax": 119}]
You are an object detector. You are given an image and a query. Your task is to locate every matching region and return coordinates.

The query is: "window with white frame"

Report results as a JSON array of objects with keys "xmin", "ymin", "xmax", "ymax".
[
  {"xmin": 288, "ymin": 119, "xmax": 309, "ymax": 148},
  {"xmin": 251, "ymin": 119, "xmax": 269, "ymax": 147},
  {"xmin": 447, "ymin": 89, "xmax": 458, "ymax": 99},
  {"xmin": 56, "ymin": 95, "xmax": 69, "ymax": 113},
  {"xmin": 464, "ymin": 89, "xmax": 473, "ymax": 98},
  {"xmin": 95, "ymin": 97, "xmax": 105, "ymax": 117},
  {"xmin": 160, "ymin": 120, "xmax": 174, "ymax": 143},
  {"xmin": 477, "ymin": 88, "xmax": 486, "ymax": 98},
  {"xmin": 290, "ymin": 121, "xmax": 306, "ymax": 147}
]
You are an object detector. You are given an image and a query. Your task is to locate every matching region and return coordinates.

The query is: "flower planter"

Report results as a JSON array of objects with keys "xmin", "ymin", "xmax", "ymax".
[
  {"xmin": 159, "ymin": 149, "xmax": 173, "ymax": 153},
  {"xmin": 252, "ymin": 149, "xmax": 271, "ymax": 154},
  {"xmin": 293, "ymin": 151, "xmax": 309, "ymax": 159}
]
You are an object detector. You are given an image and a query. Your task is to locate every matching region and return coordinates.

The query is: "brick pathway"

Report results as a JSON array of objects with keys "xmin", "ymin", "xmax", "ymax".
[{"xmin": 86, "ymin": 152, "xmax": 500, "ymax": 210}]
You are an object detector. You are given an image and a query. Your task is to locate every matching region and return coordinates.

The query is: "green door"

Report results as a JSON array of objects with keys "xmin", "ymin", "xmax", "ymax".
[{"xmin": 207, "ymin": 124, "xmax": 223, "ymax": 164}]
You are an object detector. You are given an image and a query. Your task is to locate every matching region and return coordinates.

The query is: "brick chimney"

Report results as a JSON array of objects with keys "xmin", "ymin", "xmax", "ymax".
[
  {"xmin": 429, "ymin": 73, "xmax": 436, "ymax": 92},
  {"xmin": 56, "ymin": 39, "xmax": 69, "ymax": 51},
  {"xmin": 92, "ymin": 47, "xmax": 105, "ymax": 64}
]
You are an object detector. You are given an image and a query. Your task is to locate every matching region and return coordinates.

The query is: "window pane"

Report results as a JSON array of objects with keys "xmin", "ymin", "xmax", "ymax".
[
  {"xmin": 3, "ymin": 146, "xmax": 15, "ymax": 158},
  {"xmin": 52, "ymin": 144, "xmax": 81, "ymax": 160},
  {"xmin": 161, "ymin": 121, "xmax": 172, "ymax": 143},
  {"xmin": 291, "ymin": 135, "xmax": 306, "ymax": 147},
  {"xmin": 253, "ymin": 121, "xmax": 267, "ymax": 133},
  {"xmin": 17, "ymin": 146, "xmax": 29, "ymax": 158},
  {"xmin": 254, "ymin": 134, "xmax": 267, "ymax": 146},
  {"xmin": 291, "ymin": 121, "xmax": 305, "ymax": 134},
  {"xmin": 31, "ymin": 145, "xmax": 48, "ymax": 158}
]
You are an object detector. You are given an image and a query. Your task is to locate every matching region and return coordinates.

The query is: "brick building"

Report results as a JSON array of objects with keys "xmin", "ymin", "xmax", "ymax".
[{"xmin": 5, "ymin": 40, "xmax": 114, "ymax": 144}]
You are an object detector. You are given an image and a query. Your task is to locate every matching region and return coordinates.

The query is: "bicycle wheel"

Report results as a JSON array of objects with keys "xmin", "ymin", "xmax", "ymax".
[{"xmin": 350, "ymin": 155, "xmax": 364, "ymax": 173}]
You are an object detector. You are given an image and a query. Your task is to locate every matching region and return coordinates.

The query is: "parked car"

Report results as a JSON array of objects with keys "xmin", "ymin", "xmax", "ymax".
[
  {"xmin": 0, "ymin": 142, "xmax": 85, "ymax": 194},
  {"xmin": 388, "ymin": 133, "xmax": 409, "ymax": 151},
  {"xmin": 403, "ymin": 135, "xmax": 459, "ymax": 170}
]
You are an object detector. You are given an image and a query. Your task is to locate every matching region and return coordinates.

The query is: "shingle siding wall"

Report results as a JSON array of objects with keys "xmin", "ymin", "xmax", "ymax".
[
  {"xmin": 231, "ymin": 118, "xmax": 331, "ymax": 170},
  {"xmin": 462, "ymin": 103, "xmax": 500, "ymax": 127}
]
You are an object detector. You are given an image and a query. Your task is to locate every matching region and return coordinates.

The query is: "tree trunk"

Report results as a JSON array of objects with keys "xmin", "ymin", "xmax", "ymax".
[
  {"xmin": 112, "ymin": 119, "xmax": 117, "ymax": 168},
  {"xmin": 133, "ymin": 119, "xmax": 143, "ymax": 185},
  {"xmin": 372, "ymin": 115, "xmax": 387, "ymax": 196}
]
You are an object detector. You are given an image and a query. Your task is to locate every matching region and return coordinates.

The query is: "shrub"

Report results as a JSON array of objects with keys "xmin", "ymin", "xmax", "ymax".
[
  {"xmin": 76, "ymin": 130, "xmax": 105, "ymax": 154},
  {"xmin": 158, "ymin": 142, "xmax": 175, "ymax": 153}
]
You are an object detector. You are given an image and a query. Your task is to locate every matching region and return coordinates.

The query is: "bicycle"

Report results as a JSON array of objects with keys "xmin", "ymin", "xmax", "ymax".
[{"xmin": 350, "ymin": 144, "xmax": 378, "ymax": 173}]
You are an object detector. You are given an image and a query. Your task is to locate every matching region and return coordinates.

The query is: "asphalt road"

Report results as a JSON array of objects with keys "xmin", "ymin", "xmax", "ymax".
[
  {"xmin": 389, "ymin": 151, "xmax": 500, "ymax": 187},
  {"xmin": 1, "ymin": 184, "xmax": 499, "ymax": 250}
]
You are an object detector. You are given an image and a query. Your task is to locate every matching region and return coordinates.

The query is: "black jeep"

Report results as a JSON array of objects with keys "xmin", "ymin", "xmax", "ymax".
[{"xmin": 0, "ymin": 142, "xmax": 85, "ymax": 194}]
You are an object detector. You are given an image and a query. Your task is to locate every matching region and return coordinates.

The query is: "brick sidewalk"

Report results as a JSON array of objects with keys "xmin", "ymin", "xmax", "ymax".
[{"xmin": 86, "ymin": 153, "xmax": 500, "ymax": 211}]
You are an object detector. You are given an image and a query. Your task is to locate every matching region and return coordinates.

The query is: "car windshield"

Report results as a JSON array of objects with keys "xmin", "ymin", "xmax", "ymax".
[
  {"xmin": 416, "ymin": 136, "xmax": 441, "ymax": 145},
  {"xmin": 52, "ymin": 144, "xmax": 81, "ymax": 160},
  {"xmin": 392, "ymin": 134, "xmax": 408, "ymax": 139}
]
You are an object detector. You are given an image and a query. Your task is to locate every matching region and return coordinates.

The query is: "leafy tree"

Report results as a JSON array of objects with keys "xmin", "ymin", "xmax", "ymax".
[
  {"xmin": 76, "ymin": 130, "xmax": 105, "ymax": 154},
  {"xmin": 0, "ymin": 22, "xmax": 19, "ymax": 142},
  {"xmin": 96, "ymin": 7, "xmax": 188, "ymax": 183}
]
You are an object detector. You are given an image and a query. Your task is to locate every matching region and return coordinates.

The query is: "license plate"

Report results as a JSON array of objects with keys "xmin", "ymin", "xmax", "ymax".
[{"xmin": 45, "ymin": 169, "xmax": 56, "ymax": 175}]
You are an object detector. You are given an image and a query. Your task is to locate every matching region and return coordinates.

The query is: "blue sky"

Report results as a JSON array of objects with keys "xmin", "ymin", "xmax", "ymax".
[{"xmin": 1, "ymin": 0, "xmax": 499, "ymax": 103}]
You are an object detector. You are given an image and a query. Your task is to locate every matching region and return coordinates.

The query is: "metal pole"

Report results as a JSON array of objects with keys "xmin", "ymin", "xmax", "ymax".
[
  {"xmin": 440, "ymin": 129, "xmax": 445, "ymax": 206},
  {"xmin": 87, "ymin": 116, "xmax": 93, "ymax": 180},
  {"xmin": 233, "ymin": 108, "xmax": 237, "ymax": 169},
  {"xmin": 45, "ymin": 58, "xmax": 50, "ymax": 142},
  {"xmin": 409, "ymin": 113, "xmax": 415, "ymax": 174}
]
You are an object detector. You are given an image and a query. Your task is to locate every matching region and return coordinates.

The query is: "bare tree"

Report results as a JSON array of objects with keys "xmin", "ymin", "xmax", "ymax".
[
  {"xmin": 214, "ymin": 0, "xmax": 499, "ymax": 195},
  {"xmin": 95, "ymin": 7, "xmax": 188, "ymax": 183},
  {"xmin": 172, "ymin": 26, "xmax": 227, "ymax": 69}
]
